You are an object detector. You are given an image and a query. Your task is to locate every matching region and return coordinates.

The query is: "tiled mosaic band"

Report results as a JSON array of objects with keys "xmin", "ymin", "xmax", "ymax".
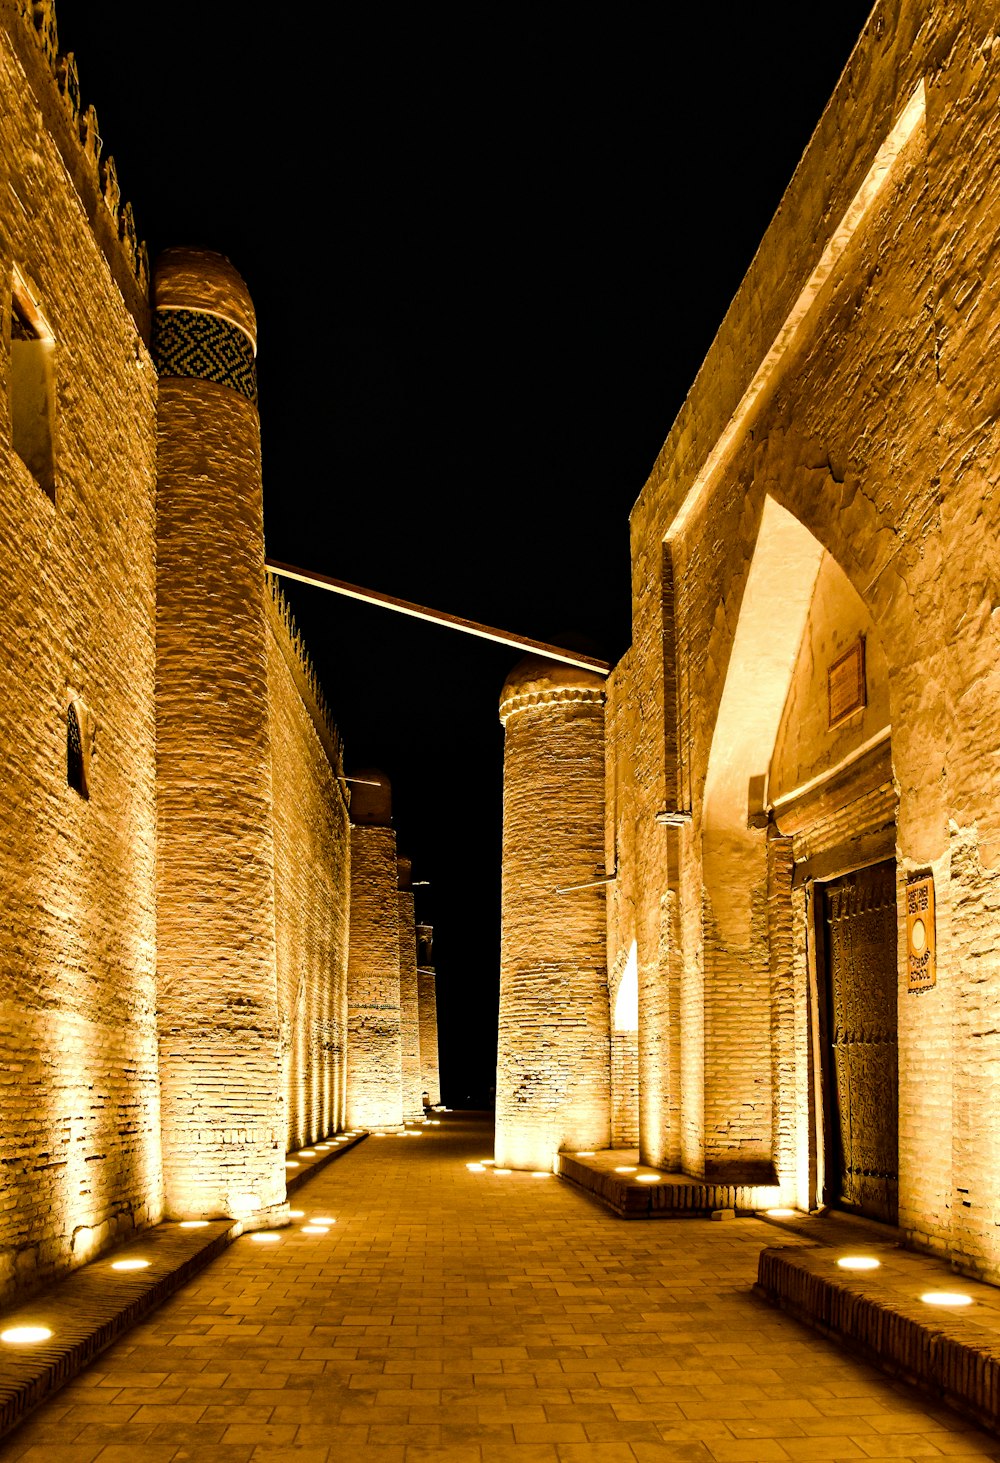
[{"xmin": 152, "ymin": 308, "xmax": 257, "ymax": 402}]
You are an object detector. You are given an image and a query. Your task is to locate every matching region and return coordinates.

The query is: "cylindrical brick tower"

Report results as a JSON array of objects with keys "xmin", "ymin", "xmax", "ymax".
[
  {"xmin": 347, "ymin": 770, "xmax": 403, "ymax": 1128},
  {"xmin": 397, "ymin": 857, "xmax": 423, "ymax": 1121},
  {"xmin": 416, "ymin": 922, "xmax": 441, "ymax": 1108},
  {"xmin": 497, "ymin": 655, "xmax": 610, "ymax": 1170},
  {"xmin": 153, "ymin": 248, "xmax": 284, "ymax": 1221}
]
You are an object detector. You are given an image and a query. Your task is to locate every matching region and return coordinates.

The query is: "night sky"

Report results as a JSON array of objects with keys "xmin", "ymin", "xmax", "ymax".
[{"xmin": 55, "ymin": 4, "xmax": 874, "ymax": 1104}]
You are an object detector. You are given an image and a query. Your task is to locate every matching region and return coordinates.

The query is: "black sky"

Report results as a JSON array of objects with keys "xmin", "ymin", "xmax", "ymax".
[{"xmin": 54, "ymin": 4, "xmax": 875, "ymax": 1103}]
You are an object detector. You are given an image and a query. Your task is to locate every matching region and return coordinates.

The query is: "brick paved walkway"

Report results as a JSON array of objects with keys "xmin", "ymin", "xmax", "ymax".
[{"xmin": 2, "ymin": 1113, "xmax": 999, "ymax": 1462}]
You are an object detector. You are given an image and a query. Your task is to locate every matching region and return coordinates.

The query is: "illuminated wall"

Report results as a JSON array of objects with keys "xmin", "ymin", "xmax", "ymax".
[
  {"xmin": 347, "ymin": 774, "xmax": 404, "ymax": 1129},
  {"xmin": 497, "ymin": 657, "xmax": 610, "ymax": 1170},
  {"xmin": 154, "ymin": 247, "xmax": 285, "ymax": 1221},
  {"xmin": 0, "ymin": 3, "xmax": 160, "ymax": 1301},
  {"xmin": 267, "ymin": 584, "xmax": 350, "ymax": 1151},
  {"xmin": 397, "ymin": 860, "xmax": 424, "ymax": 1121},
  {"xmin": 416, "ymin": 927, "xmax": 441, "ymax": 1109},
  {"xmin": 617, "ymin": 0, "xmax": 1000, "ymax": 1274}
]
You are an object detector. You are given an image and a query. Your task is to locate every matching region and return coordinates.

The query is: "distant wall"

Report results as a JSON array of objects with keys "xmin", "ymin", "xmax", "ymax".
[
  {"xmin": 0, "ymin": 6, "xmax": 159, "ymax": 1300},
  {"xmin": 267, "ymin": 586, "xmax": 350, "ymax": 1149}
]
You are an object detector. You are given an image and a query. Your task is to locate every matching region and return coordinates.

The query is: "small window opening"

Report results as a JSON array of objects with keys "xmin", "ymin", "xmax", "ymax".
[
  {"xmin": 10, "ymin": 275, "xmax": 55, "ymax": 498},
  {"xmin": 67, "ymin": 700, "xmax": 90, "ymax": 798}
]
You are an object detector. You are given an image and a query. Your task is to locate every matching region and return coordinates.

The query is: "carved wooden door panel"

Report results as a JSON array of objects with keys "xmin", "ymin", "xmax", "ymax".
[{"xmin": 819, "ymin": 860, "xmax": 898, "ymax": 1225}]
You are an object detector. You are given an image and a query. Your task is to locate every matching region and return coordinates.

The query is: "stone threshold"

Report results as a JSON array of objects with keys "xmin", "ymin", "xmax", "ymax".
[
  {"xmin": 756, "ymin": 1236, "xmax": 1000, "ymax": 1435},
  {"xmin": 555, "ymin": 1148, "xmax": 782, "ymax": 1217},
  {"xmin": 0, "ymin": 1129, "xmax": 368, "ymax": 1441}
]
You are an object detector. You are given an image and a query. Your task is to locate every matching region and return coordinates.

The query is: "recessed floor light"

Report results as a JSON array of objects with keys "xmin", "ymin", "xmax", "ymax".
[
  {"xmin": 111, "ymin": 1258, "xmax": 149, "ymax": 1271},
  {"xmin": 531, "ymin": 1171, "xmax": 551, "ymax": 1178},
  {"xmin": 765, "ymin": 1208, "xmax": 797, "ymax": 1218},
  {"xmin": 311, "ymin": 1217, "xmax": 335, "ymax": 1225},
  {"xmin": 837, "ymin": 1256, "xmax": 880, "ymax": 1270},
  {"xmin": 251, "ymin": 1232, "xmax": 280, "ymax": 1244},
  {"xmin": 298, "ymin": 1150, "xmax": 317, "ymax": 1158},
  {"xmin": 1, "ymin": 1326, "xmax": 51, "ymax": 1344},
  {"xmin": 614, "ymin": 1166, "xmax": 637, "ymax": 1174},
  {"xmin": 636, "ymin": 1174, "xmax": 660, "ymax": 1183},
  {"xmin": 921, "ymin": 1291, "xmax": 972, "ymax": 1306},
  {"xmin": 482, "ymin": 1159, "xmax": 495, "ymax": 1166},
  {"xmin": 179, "ymin": 1220, "xmax": 209, "ymax": 1229},
  {"xmin": 285, "ymin": 1161, "xmax": 300, "ymax": 1169},
  {"xmin": 576, "ymin": 1151, "xmax": 596, "ymax": 1158},
  {"xmin": 301, "ymin": 1225, "xmax": 329, "ymax": 1235},
  {"xmin": 467, "ymin": 1163, "xmax": 485, "ymax": 1172},
  {"xmin": 493, "ymin": 1168, "xmax": 512, "ymax": 1175},
  {"xmin": 288, "ymin": 1210, "xmax": 305, "ymax": 1218}
]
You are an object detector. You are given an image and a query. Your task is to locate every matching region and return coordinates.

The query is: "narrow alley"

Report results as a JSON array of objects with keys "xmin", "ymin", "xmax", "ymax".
[{"xmin": 2, "ymin": 1115, "xmax": 998, "ymax": 1462}]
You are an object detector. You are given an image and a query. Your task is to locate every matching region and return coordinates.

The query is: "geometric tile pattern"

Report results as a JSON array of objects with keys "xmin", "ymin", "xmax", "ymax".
[{"xmin": 152, "ymin": 308, "xmax": 257, "ymax": 402}]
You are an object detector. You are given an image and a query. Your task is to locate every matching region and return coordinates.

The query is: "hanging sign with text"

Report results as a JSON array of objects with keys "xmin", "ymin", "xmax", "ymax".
[{"xmin": 906, "ymin": 875, "xmax": 936, "ymax": 992}]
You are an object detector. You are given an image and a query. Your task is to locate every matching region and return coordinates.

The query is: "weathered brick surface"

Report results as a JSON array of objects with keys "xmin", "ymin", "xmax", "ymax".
[
  {"xmin": 0, "ymin": 5, "xmax": 159, "ymax": 1300},
  {"xmin": 614, "ymin": 0, "xmax": 1000, "ymax": 1276},
  {"xmin": 347, "ymin": 824, "xmax": 403, "ymax": 1128},
  {"xmin": 266, "ymin": 587, "xmax": 350, "ymax": 1150},
  {"xmin": 497, "ymin": 658, "xmax": 610, "ymax": 1169},
  {"xmin": 154, "ymin": 250, "xmax": 284, "ymax": 1220},
  {"xmin": 396, "ymin": 878, "xmax": 423, "ymax": 1121},
  {"xmin": 416, "ymin": 962, "xmax": 440, "ymax": 1108}
]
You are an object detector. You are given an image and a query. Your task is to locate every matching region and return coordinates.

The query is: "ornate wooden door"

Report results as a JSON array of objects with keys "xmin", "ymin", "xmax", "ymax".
[{"xmin": 818, "ymin": 860, "xmax": 898, "ymax": 1224}]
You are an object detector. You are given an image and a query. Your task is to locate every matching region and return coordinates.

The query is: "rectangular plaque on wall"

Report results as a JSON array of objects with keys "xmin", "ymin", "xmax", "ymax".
[
  {"xmin": 828, "ymin": 637, "xmax": 866, "ymax": 727},
  {"xmin": 906, "ymin": 875, "xmax": 936, "ymax": 992}
]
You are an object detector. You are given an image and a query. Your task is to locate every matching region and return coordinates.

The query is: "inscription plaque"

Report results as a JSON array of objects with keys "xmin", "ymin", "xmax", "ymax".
[
  {"xmin": 828, "ymin": 637, "xmax": 866, "ymax": 727},
  {"xmin": 906, "ymin": 875, "xmax": 936, "ymax": 992}
]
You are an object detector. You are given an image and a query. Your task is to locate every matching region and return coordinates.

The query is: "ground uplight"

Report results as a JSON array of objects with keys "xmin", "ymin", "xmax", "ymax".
[
  {"xmin": 288, "ymin": 1210, "xmax": 305, "ymax": 1218},
  {"xmin": 298, "ymin": 1150, "xmax": 317, "ymax": 1158},
  {"xmin": 1, "ymin": 1326, "xmax": 51, "ymax": 1344},
  {"xmin": 531, "ymin": 1171, "xmax": 551, "ymax": 1179},
  {"xmin": 636, "ymin": 1174, "xmax": 660, "ymax": 1184},
  {"xmin": 302, "ymin": 1225, "xmax": 329, "ymax": 1235},
  {"xmin": 614, "ymin": 1166, "xmax": 637, "ymax": 1174},
  {"xmin": 251, "ymin": 1232, "xmax": 280, "ymax": 1244},
  {"xmin": 837, "ymin": 1256, "xmax": 880, "ymax": 1271},
  {"xmin": 921, "ymin": 1291, "xmax": 972, "ymax": 1306},
  {"xmin": 576, "ymin": 1151, "xmax": 595, "ymax": 1157},
  {"xmin": 467, "ymin": 1163, "xmax": 485, "ymax": 1172},
  {"xmin": 765, "ymin": 1208, "xmax": 797, "ymax": 1218},
  {"xmin": 285, "ymin": 1161, "xmax": 300, "ymax": 1169},
  {"xmin": 493, "ymin": 1168, "xmax": 512, "ymax": 1175},
  {"xmin": 111, "ymin": 1258, "xmax": 149, "ymax": 1271},
  {"xmin": 179, "ymin": 1220, "xmax": 209, "ymax": 1229},
  {"xmin": 311, "ymin": 1216, "xmax": 335, "ymax": 1224}
]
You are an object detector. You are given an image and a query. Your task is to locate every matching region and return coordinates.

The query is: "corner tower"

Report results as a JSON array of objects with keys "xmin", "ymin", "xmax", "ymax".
[
  {"xmin": 496, "ymin": 656, "xmax": 610, "ymax": 1169},
  {"xmin": 153, "ymin": 248, "xmax": 284, "ymax": 1220}
]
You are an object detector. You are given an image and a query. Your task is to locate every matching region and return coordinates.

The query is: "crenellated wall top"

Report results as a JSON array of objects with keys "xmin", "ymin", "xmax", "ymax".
[
  {"xmin": 8, "ymin": 0, "xmax": 149, "ymax": 316},
  {"xmin": 266, "ymin": 577, "xmax": 346, "ymax": 799}
]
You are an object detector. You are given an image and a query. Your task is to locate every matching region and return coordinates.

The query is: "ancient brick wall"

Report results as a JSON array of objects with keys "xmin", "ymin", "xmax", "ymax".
[
  {"xmin": 497, "ymin": 658, "xmax": 610, "ymax": 1170},
  {"xmin": 397, "ymin": 877, "xmax": 423, "ymax": 1121},
  {"xmin": 0, "ymin": 5, "xmax": 159, "ymax": 1300},
  {"xmin": 266, "ymin": 586, "xmax": 350, "ymax": 1150},
  {"xmin": 619, "ymin": 0, "xmax": 1000, "ymax": 1270},
  {"xmin": 417, "ymin": 964, "xmax": 441, "ymax": 1108},
  {"xmin": 347, "ymin": 822, "xmax": 403, "ymax": 1128},
  {"xmin": 154, "ymin": 249, "xmax": 285, "ymax": 1221}
]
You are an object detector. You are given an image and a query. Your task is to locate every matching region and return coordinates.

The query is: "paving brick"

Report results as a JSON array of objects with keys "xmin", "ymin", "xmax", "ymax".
[{"xmin": 2, "ymin": 1116, "xmax": 998, "ymax": 1463}]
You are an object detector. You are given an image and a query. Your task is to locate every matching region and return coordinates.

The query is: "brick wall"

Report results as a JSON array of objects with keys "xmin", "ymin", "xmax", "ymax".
[
  {"xmin": 497, "ymin": 658, "xmax": 610, "ymax": 1169},
  {"xmin": 347, "ymin": 824, "xmax": 403, "ymax": 1128},
  {"xmin": 397, "ymin": 883, "xmax": 423, "ymax": 1120},
  {"xmin": 0, "ymin": 5, "xmax": 159, "ymax": 1300},
  {"xmin": 266, "ymin": 586, "xmax": 350, "ymax": 1150},
  {"xmin": 417, "ymin": 960, "xmax": 440, "ymax": 1109},
  {"xmin": 618, "ymin": 0, "xmax": 1000, "ymax": 1274}
]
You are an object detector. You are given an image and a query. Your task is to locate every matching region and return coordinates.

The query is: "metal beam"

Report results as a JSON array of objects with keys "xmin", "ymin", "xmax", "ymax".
[{"xmin": 265, "ymin": 558, "xmax": 610, "ymax": 676}]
